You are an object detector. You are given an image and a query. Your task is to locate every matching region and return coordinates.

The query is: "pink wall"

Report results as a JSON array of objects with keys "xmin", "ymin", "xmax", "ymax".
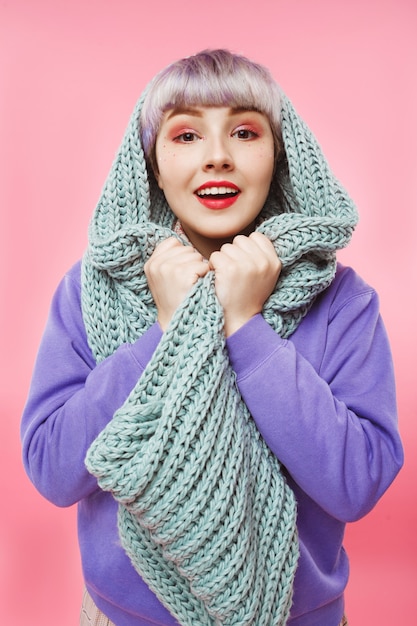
[{"xmin": 1, "ymin": 1, "xmax": 416, "ymax": 623}]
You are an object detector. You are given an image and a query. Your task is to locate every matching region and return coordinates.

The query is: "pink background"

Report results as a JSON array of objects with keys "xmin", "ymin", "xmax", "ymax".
[{"xmin": 1, "ymin": 1, "xmax": 416, "ymax": 624}]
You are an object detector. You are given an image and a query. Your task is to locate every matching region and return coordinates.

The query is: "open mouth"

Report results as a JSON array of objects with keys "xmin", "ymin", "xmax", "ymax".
[
  {"xmin": 195, "ymin": 181, "xmax": 241, "ymax": 209},
  {"xmin": 196, "ymin": 186, "xmax": 239, "ymax": 199}
]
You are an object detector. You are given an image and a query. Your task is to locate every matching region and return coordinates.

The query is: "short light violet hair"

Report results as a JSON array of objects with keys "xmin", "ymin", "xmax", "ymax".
[{"xmin": 140, "ymin": 49, "xmax": 283, "ymax": 171}]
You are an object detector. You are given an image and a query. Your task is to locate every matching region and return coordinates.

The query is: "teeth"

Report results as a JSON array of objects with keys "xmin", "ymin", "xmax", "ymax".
[{"xmin": 197, "ymin": 186, "xmax": 238, "ymax": 196}]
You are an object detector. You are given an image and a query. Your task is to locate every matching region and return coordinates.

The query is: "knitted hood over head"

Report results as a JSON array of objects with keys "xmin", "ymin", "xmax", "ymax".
[{"xmin": 83, "ymin": 72, "xmax": 358, "ymax": 625}]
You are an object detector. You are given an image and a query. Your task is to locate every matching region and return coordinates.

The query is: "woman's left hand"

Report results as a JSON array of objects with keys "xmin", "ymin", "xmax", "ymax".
[{"xmin": 209, "ymin": 232, "xmax": 281, "ymax": 337}]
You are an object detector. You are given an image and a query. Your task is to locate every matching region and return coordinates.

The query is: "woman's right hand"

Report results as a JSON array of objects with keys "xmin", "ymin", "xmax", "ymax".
[{"xmin": 144, "ymin": 237, "xmax": 209, "ymax": 331}]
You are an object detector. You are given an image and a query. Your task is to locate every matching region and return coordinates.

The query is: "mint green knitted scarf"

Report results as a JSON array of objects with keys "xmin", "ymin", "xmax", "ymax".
[{"xmin": 83, "ymin": 90, "xmax": 358, "ymax": 625}]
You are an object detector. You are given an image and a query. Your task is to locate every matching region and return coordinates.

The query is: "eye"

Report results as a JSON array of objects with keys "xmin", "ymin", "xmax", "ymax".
[
  {"xmin": 174, "ymin": 131, "xmax": 200, "ymax": 143},
  {"xmin": 232, "ymin": 127, "xmax": 259, "ymax": 140}
]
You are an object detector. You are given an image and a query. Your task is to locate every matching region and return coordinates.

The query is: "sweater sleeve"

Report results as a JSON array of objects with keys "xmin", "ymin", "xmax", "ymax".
[
  {"xmin": 21, "ymin": 263, "xmax": 163, "ymax": 507},
  {"xmin": 226, "ymin": 267, "xmax": 403, "ymax": 522}
]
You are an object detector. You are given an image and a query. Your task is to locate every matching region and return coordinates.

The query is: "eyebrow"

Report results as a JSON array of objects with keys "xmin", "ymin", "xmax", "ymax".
[{"xmin": 165, "ymin": 107, "xmax": 204, "ymax": 120}]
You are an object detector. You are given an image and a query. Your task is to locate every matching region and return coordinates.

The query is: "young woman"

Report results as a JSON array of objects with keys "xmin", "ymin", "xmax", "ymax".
[{"xmin": 21, "ymin": 49, "xmax": 403, "ymax": 626}]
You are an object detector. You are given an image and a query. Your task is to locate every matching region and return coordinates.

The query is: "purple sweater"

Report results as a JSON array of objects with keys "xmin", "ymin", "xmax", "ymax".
[{"xmin": 21, "ymin": 261, "xmax": 403, "ymax": 626}]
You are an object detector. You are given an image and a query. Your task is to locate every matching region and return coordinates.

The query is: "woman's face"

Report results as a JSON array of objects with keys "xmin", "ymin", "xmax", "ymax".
[{"xmin": 155, "ymin": 106, "xmax": 275, "ymax": 258}]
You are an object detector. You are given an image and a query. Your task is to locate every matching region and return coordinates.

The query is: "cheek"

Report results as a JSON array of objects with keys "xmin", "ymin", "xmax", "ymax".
[
  {"xmin": 259, "ymin": 138, "xmax": 275, "ymax": 162},
  {"xmin": 253, "ymin": 149, "xmax": 275, "ymax": 185},
  {"xmin": 155, "ymin": 146, "xmax": 179, "ymax": 190},
  {"xmin": 242, "ymin": 139, "xmax": 275, "ymax": 174}
]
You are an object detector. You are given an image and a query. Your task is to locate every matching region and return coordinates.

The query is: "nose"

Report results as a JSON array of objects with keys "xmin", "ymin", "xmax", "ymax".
[{"xmin": 202, "ymin": 137, "xmax": 234, "ymax": 171}]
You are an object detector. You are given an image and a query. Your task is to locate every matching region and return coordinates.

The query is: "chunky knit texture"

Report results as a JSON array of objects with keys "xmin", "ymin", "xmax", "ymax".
[{"xmin": 83, "ymin": 89, "xmax": 358, "ymax": 625}]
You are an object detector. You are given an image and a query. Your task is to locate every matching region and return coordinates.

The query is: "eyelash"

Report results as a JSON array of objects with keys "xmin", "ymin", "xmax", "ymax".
[
  {"xmin": 232, "ymin": 128, "xmax": 259, "ymax": 140},
  {"xmin": 174, "ymin": 131, "xmax": 200, "ymax": 143},
  {"xmin": 173, "ymin": 127, "xmax": 259, "ymax": 143}
]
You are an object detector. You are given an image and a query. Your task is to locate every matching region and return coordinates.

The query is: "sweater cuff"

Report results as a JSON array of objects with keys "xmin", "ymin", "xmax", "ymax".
[{"xmin": 226, "ymin": 314, "xmax": 287, "ymax": 380}]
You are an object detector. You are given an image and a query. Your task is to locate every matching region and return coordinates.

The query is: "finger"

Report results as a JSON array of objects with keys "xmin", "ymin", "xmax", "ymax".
[
  {"xmin": 248, "ymin": 231, "xmax": 276, "ymax": 256},
  {"xmin": 213, "ymin": 236, "xmax": 261, "ymax": 266},
  {"xmin": 208, "ymin": 249, "xmax": 233, "ymax": 270},
  {"xmin": 151, "ymin": 236, "xmax": 183, "ymax": 258},
  {"xmin": 152, "ymin": 243, "xmax": 205, "ymax": 268},
  {"xmin": 191, "ymin": 261, "xmax": 211, "ymax": 282}
]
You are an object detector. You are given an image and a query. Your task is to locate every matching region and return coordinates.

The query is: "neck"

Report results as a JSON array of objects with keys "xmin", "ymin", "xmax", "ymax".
[{"xmin": 180, "ymin": 222, "xmax": 257, "ymax": 259}]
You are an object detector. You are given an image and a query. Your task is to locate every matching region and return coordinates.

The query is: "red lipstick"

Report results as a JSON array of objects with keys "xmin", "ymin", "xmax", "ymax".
[{"xmin": 195, "ymin": 181, "xmax": 240, "ymax": 210}]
